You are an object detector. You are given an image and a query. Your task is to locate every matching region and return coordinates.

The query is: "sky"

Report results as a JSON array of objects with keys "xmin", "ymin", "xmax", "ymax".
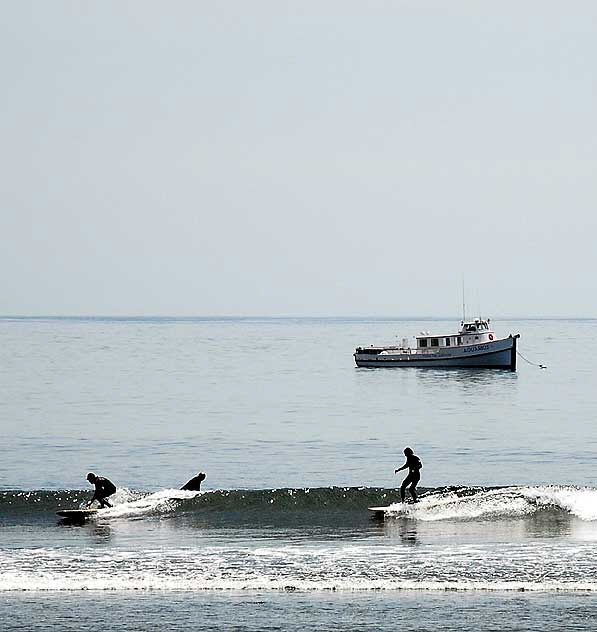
[{"xmin": 1, "ymin": 1, "xmax": 596, "ymax": 317}]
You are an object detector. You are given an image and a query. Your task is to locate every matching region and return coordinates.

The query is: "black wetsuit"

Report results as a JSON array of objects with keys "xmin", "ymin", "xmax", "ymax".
[
  {"xmin": 90, "ymin": 477, "xmax": 116, "ymax": 508},
  {"xmin": 181, "ymin": 474, "xmax": 205, "ymax": 491},
  {"xmin": 400, "ymin": 454, "xmax": 422, "ymax": 502}
]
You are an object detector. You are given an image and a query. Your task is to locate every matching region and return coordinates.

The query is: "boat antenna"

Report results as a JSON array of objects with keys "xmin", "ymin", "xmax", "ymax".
[{"xmin": 461, "ymin": 277, "xmax": 466, "ymax": 322}]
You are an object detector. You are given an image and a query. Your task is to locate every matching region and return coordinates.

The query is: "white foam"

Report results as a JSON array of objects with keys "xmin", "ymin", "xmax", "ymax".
[
  {"xmin": 3, "ymin": 537, "xmax": 597, "ymax": 593},
  {"xmin": 98, "ymin": 488, "xmax": 199, "ymax": 519},
  {"xmin": 520, "ymin": 486, "xmax": 597, "ymax": 521},
  {"xmin": 384, "ymin": 486, "xmax": 597, "ymax": 522},
  {"xmin": 384, "ymin": 488, "xmax": 531, "ymax": 521},
  {"xmin": 1, "ymin": 573, "xmax": 596, "ymax": 593}
]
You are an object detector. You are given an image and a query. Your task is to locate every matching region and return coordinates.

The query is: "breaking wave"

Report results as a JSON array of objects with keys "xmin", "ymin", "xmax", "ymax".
[
  {"xmin": 382, "ymin": 486, "xmax": 597, "ymax": 522},
  {"xmin": 2, "ymin": 485, "xmax": 597, "ymax": 524}
]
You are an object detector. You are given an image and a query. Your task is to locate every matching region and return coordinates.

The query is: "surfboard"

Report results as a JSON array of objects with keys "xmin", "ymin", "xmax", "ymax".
[
  {"xmin": 56, "ymin": 509, "xmax": 98, "ymax": 519},
  {"xmin": 368, "ymin": 505, "xmax": 396, "ymax": 515},
  {"xmin": 368, "ymin": 503, "xmax": 414, "ymax": 518}
]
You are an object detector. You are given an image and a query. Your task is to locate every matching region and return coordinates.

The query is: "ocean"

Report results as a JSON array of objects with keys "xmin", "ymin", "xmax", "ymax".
[{"xmin": 1, "ymin": 317, "xmax": 597, "ymax": 630}]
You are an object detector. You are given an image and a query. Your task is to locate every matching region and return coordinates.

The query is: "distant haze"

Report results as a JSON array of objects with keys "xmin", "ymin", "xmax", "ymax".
[{"xmin": 1, "ymin": 1, "xmax": 596, "ymax": 317}]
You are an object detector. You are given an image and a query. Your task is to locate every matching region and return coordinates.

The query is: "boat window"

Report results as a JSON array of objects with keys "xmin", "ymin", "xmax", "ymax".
[
  {"xmin": 431, "ymin": 338, "xmax": 439, "ymax": 347},
  {"xmin": 445, "ymin": 338, "xmax": 451, "ymax": 346},
  {"xmin": 419, "ymin": 339, "xmax": 428, "ymax": 348},
  {"xmin": 457, "ymin": 337, "xmax": 462, "ymax": 345}
]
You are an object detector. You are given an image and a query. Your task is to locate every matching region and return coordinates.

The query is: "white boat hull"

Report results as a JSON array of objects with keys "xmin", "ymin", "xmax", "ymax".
[{"xmin": 354, "ymin": 335, "xmax": 519, "ymax": 370}]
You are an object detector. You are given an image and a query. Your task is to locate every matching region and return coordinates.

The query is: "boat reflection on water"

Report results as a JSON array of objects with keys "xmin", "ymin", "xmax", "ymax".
[{"xmin": 413, "ymin": 367, "xmax": 519, "ymax": 389}]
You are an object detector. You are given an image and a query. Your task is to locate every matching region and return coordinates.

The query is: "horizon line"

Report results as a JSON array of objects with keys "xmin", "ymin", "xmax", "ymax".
[{"xmin": 1, "ymin": 314, "xmax": 596, "ymax": 321}]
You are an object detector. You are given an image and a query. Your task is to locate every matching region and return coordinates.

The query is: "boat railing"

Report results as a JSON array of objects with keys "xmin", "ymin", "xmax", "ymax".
[{"xmin": 362, "ymin": 340, "xmax": 501, "ymax": 356}]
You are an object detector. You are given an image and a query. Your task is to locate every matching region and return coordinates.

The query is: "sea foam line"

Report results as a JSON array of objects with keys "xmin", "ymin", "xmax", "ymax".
[{"xmin": 2, "ymin": 577, "xmax": 597, "ymax": 593}]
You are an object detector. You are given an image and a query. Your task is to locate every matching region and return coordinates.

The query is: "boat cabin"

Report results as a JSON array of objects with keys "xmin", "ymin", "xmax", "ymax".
[{"xmin": 416, "ymin": 319, "xmax": 494, "ymax": 350}]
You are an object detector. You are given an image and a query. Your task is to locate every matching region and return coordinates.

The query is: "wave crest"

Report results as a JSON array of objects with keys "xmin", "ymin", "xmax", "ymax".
[{"xmin": 3, "ymin": 485, "xmax": 597, "ymax": 523}]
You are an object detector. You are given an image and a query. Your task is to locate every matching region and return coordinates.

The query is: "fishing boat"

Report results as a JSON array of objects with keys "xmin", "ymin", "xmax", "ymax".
[{"xmin": 354, "ymin": 319, "xmax": 520, "ymax": 370}]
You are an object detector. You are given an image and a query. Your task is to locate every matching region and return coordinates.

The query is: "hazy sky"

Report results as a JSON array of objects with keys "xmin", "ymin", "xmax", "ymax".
[{"xmin": 1, "ymin": 1, "xmax": 596, "ymax": 317}]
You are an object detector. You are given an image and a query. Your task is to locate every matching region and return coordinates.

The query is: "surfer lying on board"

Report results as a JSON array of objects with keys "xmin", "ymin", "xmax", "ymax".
[
  {"xmin": 394, "ymin": 447, "xmax": 422, "ymax": 503},
  {"xmin": 181, "ymin": 472, "xmax": 206, "ymax": 491},
  {"xmin": 86, "ymin": 473, "xmax": 116, "ymax": 508}
]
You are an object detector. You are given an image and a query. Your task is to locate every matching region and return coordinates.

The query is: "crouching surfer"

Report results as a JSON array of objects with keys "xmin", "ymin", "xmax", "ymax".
[
  {"xmin": 86, "ymin": 472, "xmax": 117, "ymax": 508},
  {"xmin": 394, "ymin": 447, "xmax": 422, "ymax": 503}
]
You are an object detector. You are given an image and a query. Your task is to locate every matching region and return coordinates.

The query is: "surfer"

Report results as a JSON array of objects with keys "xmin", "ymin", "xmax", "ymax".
[
  {"xmin": 86, "ymin": 473, "xmax": 116, "ymax": 508},
  {"xmin": 394, "ymin": 447, "xmax": 422, "ymax": 503},
  {"xmin": 181, "ymin": 471, "xmax": 206, "ymax": 491}
]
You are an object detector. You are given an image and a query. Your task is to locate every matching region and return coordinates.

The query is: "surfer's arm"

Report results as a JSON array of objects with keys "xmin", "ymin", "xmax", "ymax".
[
  {"xmin": 394, "ymin": 463, "xmax": 407, "ymax": 473},
  {"xmin": 87, "ymin": 485, "xmax": 102, "ymax": 506}
]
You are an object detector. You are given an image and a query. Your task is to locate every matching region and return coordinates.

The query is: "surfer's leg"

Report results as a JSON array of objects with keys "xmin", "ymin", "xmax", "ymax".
[
  {"xmin": 98, "ymin": 495, "xmax": 112, "ymax": 508},
  {"xmin": 409, "ymin": 473, "xmax": 420, "ymax": 502},
  {"xmin": 400, "ymin": 479, "xmax": 407, "ymax": 502},
  {"xmin": 401, "ymin": 475, "xmax": 412, "ymax": 502}
]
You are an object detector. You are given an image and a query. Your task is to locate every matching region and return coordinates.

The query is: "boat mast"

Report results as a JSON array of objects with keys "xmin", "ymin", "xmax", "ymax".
[{"xmin": 461, "ymin": 277, "xmax": 466, "ymax": 322}]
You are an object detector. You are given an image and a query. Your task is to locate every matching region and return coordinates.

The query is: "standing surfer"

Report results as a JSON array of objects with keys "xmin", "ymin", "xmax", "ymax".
[
  {"xmin": 395, "ymin": 447, "xmax": 422, "ymax": 503},
  {"xmin": 86, "ymin": 472, "xmax": 117, "ymax": 508}
]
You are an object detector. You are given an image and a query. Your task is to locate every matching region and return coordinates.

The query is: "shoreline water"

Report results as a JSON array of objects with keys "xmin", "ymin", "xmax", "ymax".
[{"xmin": 2, "ymin": 590, "xmax": 596, "ymax": 631}]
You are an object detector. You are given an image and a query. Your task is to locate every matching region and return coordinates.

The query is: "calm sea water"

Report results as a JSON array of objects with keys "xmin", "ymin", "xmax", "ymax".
[{"xmin": 2, "ymin": 317, "xmax": 597, "ymax": 630}]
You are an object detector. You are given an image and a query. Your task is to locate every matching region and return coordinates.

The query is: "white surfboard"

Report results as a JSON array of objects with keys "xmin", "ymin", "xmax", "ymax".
[
  {"xmin": 369, "ymin": 505, "xmax": 395, "ymax": 514},
  {"xmin": 368, "ymin": 503, "xmax": 413, "ymax": 517},
  {"xmin": 56, "ymin": 508, "xmax": 98, "ymax": 519}
]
